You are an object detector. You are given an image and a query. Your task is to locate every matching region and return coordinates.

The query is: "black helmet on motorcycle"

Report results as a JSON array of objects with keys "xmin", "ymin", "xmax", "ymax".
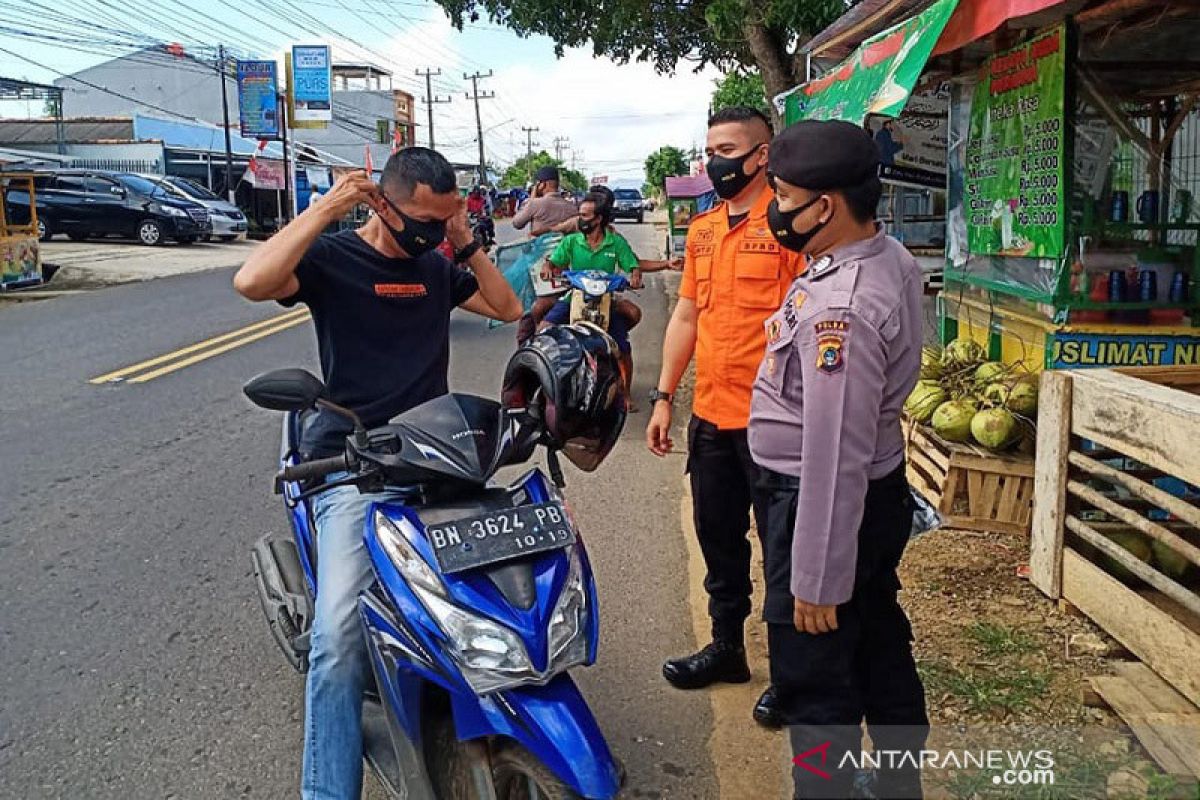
[{"xmin": 501, "ymin": 323, "xmax": 627, "ymax": 472}]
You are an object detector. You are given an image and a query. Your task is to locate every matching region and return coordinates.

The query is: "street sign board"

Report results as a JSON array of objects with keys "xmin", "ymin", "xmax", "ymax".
[{"xmin": 236, "ymin": 60, "xmax": 280, "ymax": 139}]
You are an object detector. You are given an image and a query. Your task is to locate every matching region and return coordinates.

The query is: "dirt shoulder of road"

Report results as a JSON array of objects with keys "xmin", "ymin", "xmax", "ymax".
[{"xmin": 40, "ymin": 239, "xmax": 257, "ymax": 289}]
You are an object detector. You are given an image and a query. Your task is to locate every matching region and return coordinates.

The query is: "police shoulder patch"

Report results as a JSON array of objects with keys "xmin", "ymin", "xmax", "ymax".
[{"xmin": 813, "ymin": 319, "xmax": 848, "ymax": 374}]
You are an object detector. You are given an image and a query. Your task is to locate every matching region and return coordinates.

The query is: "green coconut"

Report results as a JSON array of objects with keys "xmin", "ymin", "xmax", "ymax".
[
  {"xmin": 980, "ymin": 382, "xmax": 1010, "ymax": 408},
  {"xmin": 941, "ymin": 339, "xmax": 986, "ymax": 368},
  {"xmin": 905, "ymin": 381, "xmax": 947, "ymax": 423},
  {"xmin": 1006, "ymin": 381, "xmax": 1039, "ymax": 418},
  {"xmin": 919, "ymin": 347, "xmax": 943, "ymax": 381},
  {"xmin": 1151, "ymin": 540, "xmax": 1194, "ymax": 582},
  {"xmin": 931, "ymin": 400, "xmax": 975, "ymax": 442},
  {"xmin": 1102, "ymin": 531, "xmax": 1152, "ymax": 582},
  {"xmin": 974, "ymin": 361, "xmax": 1008, "ymax": 387},
  {"xmin": 970, "ymin": 407, "xmax": 1018, "ymax": 450}
]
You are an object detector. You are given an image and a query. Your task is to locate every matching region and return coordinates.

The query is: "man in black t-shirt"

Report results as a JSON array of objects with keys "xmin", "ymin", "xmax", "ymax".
[{"xmin": 234, "ymin": 148, "xmax": 520, "ymax": 800}]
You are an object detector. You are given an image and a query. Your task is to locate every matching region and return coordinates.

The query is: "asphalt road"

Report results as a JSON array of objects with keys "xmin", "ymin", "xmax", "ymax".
[{"xmin": 0, "ymin": 221, "xmax": 726, "ymax": 799}]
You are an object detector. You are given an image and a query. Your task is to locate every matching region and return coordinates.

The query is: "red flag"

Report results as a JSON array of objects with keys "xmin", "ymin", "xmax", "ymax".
[
  {"xmin": 392, "ymin": 127, "xmax": 403, "ymax": 154},
  {"xmin": 365, "ymin": 144, "xmax": 374, "ymax": 175},
  {"xmin": 246, "ymin": 139, "xmax": 268, "ymax": 185}
]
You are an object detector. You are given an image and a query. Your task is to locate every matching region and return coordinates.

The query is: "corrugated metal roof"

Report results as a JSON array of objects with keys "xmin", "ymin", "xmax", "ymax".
[{"xmin": 0, "ymin": 117, "xmax": 133, "ymax": 144}]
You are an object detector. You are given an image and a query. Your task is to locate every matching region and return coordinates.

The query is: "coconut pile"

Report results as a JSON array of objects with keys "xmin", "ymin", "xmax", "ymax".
[{"xmin": 904, "ymin": 340, "xmax": 1039, "ymax": 452}]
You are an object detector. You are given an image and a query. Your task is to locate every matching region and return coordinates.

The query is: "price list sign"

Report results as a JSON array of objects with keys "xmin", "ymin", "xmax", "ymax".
[{"xmin": 965, "ymin": 26, "xmax": 1066, "ymax": 259}]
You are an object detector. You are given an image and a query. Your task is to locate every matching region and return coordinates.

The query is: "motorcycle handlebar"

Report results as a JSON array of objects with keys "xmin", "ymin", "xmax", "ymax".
[{"xmin": 278, "ymin": 454, "xmax": 351, "ymax": 485}]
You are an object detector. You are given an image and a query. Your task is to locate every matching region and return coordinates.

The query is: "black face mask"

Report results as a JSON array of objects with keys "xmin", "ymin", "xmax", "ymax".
[
  {"xmin": 706, "ymin": 144, "xmax": 766, "ymax": 200},
  {"xmin": 381, "ymin": 196, "xmax": 446, "ymax": 258},
  {"xmin": 577, "ymin": 217, "xmax": 597, "ymax": 234},
  {"xmin": 768, "ymin": 195, "xmax": 829, "ymax": 253}
]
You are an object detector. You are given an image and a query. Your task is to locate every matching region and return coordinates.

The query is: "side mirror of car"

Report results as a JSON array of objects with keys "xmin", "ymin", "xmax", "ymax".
[{"xmin": 243, "ymin": 368, "xmax": 326, "ymax": 411}]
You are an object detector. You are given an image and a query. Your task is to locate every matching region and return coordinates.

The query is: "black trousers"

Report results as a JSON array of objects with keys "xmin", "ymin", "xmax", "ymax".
[
  {"xmin": 759, "ymin": 466, "xmax": 930, "ymax": 800},
  {"xmin": 686, "ymin": 415, "xmax": 769, "ymax": 644}
]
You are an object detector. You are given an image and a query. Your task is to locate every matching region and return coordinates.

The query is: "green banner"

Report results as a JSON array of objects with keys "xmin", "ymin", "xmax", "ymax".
[
  {"xmin": 784, "ymin": 0, "xmax": 957, "ymax": 125},
  {"xmin": 964, "ymin": 25, "xmax": 1067, "ymax": 259}
]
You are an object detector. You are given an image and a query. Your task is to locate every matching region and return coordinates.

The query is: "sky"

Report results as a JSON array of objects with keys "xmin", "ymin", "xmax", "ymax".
[{"xmin": 0, "ymin": 0, "xmax": 723, "ymax": 183}]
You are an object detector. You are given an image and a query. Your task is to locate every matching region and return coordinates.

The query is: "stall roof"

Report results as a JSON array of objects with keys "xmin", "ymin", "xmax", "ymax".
[{"xmin": 804, "ymin": 0, "xmax": 1074, "ymax": 63}]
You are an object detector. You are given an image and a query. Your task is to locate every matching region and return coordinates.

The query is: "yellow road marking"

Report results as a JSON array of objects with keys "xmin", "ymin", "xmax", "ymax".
[
  {"xmin": 89, "ymin": 308, "xmax": 309, "ymax": 385},
  {"xmin": 126, "ymin": 314, "xmax": 311, "ymax": 383}
]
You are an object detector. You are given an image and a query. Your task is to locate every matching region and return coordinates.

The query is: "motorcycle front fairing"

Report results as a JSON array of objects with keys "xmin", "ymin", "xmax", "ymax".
[{"xmin": 359, "ymin": 468, "xmax": 615, "ymax": 798}]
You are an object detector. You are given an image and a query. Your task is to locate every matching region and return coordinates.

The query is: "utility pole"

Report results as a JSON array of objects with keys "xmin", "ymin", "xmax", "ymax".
[
  {"xmin": 464, "ymin": 70, "xmax": 494, "ymax": 185},
  {"xmin": 521, "ymin": 126, "xmax": 539, "ymax": 157},
  {"xmin": 553, "ymin": 135, "xmax": 569, "ymax": 162},
  {"xmin": 415, "ymin": 68, "xmax": 451, "ymax": 150},
  {"xmin": 217, "ymin": 45, "xmax": 235, "ymax": 202}
]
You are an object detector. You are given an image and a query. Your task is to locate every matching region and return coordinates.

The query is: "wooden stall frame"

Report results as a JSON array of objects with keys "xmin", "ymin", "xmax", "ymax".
[{"xmin": 1030, "ymin": 367, "xmax": 1200, "ymax": 707}]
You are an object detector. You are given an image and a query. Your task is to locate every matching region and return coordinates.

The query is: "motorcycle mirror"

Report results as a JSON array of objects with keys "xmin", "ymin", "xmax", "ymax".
[{"xmin": 243, "ymin": 368, "xmax": 327, "ymax": 411}]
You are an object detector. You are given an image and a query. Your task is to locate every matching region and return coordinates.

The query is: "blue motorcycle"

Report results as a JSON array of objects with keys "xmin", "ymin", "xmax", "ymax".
[
  {"xmin": 245, "ymin": 332, "xmax": 627, "ymax": 799},
  {"xmin": 561, "ymin": 270, "xmax": 630, "ymax": 333}
]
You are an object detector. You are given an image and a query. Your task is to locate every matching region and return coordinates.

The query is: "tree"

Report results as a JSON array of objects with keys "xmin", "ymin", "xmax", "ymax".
[
  {"xmin": 432, "ymin": 0, "xmax": 848, "ymax": 126},
  {"xmin": 500, "ymin": 151, "xmax": 587, "ymax": 191},
  {"xmin": 644, "ymin": 146, "xmax": 689, "ymax": 196},
  {"xmin": 712, "ymin": 72, "xmax": 769, "ymax": 115}
]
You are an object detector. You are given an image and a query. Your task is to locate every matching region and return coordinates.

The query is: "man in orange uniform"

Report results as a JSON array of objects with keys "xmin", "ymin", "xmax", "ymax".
[{"xmin": 646, "ymin": 106, "xmax": 804, "ymax": 728}]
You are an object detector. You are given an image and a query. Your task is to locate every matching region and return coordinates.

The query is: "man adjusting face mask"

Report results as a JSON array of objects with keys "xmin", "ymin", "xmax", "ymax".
[
  {"xmin": 380, "ymin": 194, "xmax": 447, "ymax": 258},
  {"xmin": 706, "ymin": 143, "xmax": 767, "ymax": 200}
]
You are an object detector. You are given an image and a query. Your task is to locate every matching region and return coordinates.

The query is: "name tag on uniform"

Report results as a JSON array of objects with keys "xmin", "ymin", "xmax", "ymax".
[
  {"xmin": 692, "ymin": 244, "xmax": 715, "ymax": 256},
  {"xmin": 738, "ymin": 240, "xmax": 780, "ymax": 254},
  {"xmin": 375, "ymin": 283, "xmax": 428, "ymax": 298}
]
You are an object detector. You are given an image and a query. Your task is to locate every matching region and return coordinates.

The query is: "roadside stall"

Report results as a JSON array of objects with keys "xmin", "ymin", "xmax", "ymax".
[
  {"xmin": 785, "ymin": 0, "xmax": 1200, "ymax": 370},
  {"xmin": 664, "ymin": 174, "xmax": 715, "ymax": 256},
  {"xmin": 785, "ymin": 0, "xmax": 1200, "ymax": 776},
  {"xmin": 0, "ymin": 172, "xmax": 42, "ymax": 290}
]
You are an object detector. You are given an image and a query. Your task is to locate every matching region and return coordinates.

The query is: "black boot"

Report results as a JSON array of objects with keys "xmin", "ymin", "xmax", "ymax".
[
  {"xmin": 662, "ymin": 641, "xmax": 751, "ymax": 690},
  {"xmin": 752, "ymin": 684, "xmax": 785, "ymax": 729}
]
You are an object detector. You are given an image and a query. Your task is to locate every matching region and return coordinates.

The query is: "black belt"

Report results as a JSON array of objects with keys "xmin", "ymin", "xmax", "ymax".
[{"xmin": 759, "ymin": 462, "xmax": 906, "ymax": 492}]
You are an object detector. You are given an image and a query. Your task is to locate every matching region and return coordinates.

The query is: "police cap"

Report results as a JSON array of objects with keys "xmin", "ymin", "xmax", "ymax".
[{"xmin": 768, "ymin": 120, "xmax": 879, "ymax": 190}]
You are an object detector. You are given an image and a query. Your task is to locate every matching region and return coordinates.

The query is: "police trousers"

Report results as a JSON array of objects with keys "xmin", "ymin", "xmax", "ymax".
[
  {"xmin": 686, "ymin": 415, "xmax": 769, "ymax": 645},
  {"xmin": 759, "ymin": 465, "xmax": 929, "ymax": 799}
]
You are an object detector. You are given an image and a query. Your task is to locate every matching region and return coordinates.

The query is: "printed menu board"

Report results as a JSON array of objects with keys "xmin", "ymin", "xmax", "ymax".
[{"xmin": 965, "ymin": 25, "xmax": 1067, "ymax": 259}]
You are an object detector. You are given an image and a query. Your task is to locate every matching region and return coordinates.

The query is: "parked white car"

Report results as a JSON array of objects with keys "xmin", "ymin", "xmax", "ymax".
[{"xmin": 140, "ymin": 175, "xmax": 248, "ymax": 242}]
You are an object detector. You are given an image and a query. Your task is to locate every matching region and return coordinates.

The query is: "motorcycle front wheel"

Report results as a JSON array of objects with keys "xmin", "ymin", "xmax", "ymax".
[{"xmin": 490, "ymin": 741, "xmax": 581, "ymax": 800}]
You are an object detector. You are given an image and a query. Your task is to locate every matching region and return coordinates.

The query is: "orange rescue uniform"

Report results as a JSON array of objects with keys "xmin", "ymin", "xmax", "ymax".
[{"xmin": 679, "ymin": 187, "xmax": 805, "ymax": 429}]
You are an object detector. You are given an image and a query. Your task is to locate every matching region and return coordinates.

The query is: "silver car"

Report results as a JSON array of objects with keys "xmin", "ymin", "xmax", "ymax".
[{"xmin": 141, "ymin": 175, "xmax": 248, "ymax": 242}]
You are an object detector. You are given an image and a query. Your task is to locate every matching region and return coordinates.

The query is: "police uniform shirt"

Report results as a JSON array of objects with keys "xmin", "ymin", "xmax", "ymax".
[{"xmin": 747, "ymin": 224, "xmax": 923, "ymax": 606}]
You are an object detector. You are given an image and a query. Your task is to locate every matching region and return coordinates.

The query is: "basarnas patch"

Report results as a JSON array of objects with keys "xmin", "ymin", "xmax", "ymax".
[{"xmin": 813, "ymin": 319, "xmax": 848, "ymax": 373}]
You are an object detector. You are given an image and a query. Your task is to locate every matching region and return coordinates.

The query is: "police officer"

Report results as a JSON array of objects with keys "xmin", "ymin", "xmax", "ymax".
[
  {"xmin": 647, "ymin": 106, "xmax": 804, "ymax": 728},
  {"xmin": 748, "ymin": 120, "xmax": 929, "ymax": 799}
]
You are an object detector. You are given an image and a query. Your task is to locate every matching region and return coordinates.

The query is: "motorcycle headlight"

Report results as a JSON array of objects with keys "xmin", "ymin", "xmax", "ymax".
[
  {"xmin": 416, "ymin": 589, "xmax": 535, "ymax": 694},
  {"xmin": 547, "ymin": 546, "xmax": 589, "ymax": 669},
  {"xmin": 374, "ymin": 511, "xmax": 444, "ymax": 597},
  {"xmin": 582, "ymin": 278, "xmax": 608, "ymax": 296},
  {"xmin": 375, "ymin": 510, "xmax": 535, "ymax": 694}
]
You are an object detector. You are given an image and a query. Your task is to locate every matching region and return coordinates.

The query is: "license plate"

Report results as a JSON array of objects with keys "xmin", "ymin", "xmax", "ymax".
[{"xmin": 426, "ymin": 502, "xmax": 576, "ymax": 574}]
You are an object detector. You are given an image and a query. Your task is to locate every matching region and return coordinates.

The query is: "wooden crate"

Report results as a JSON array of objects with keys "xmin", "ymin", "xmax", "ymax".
[
  {"xmin": 903, "ymin": 417, "xmax": 1035, "ymax": 535},
  {"xmin": 1030, "ymin": 366, "xmax": 1200, "ymax": 708}
]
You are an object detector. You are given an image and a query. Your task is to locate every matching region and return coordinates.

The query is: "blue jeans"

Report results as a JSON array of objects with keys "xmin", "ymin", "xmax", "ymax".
[{"xmin": 302, "ymin": 475, "xmax": 406, "ymax": 800}]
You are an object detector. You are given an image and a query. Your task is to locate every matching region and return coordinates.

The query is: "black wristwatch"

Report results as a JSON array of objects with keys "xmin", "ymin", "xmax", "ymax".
[
  {"xmin": 453, "ymin": 241, "xmax": 482, "ymax": 264},
  {"xmin": 648, "ymin": 389, "xmax": 674, "ymax": 406}
]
